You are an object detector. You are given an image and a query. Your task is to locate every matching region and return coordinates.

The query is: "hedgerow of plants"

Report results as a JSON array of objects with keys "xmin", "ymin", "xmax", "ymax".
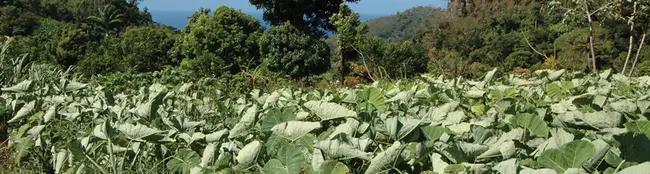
[{"xmin": 3, "ymin": 68, "xmax": 650, "ymax": 173}]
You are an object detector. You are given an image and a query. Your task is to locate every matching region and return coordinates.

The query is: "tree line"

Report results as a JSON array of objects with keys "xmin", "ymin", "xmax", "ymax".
[{"xmin": 2, "ymin": 0, "xmax": 649, "ymax": 90}]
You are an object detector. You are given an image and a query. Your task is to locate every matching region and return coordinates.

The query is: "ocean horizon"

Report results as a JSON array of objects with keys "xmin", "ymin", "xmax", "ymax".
[{"xmin": 148, "ymin": 10, "xmax": 389, "ymax": 31}]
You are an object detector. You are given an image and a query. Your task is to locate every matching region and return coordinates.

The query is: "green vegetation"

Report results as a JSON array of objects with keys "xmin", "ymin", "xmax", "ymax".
[{"xmin": 3, "ymin": 0, "xmax": 650, "ymax": 173}]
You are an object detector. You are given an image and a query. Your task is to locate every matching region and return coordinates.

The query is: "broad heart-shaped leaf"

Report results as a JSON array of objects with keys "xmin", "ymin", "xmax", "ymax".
[
  {"xmin": 43, "ymin": 105, "xmax": 56, "ymax": 123},
  {"xmin": 538, "ymin": 140, "xmax": 596, "ymax": 173},
  {"xmin": 304, "ymin": 101, "xmax": 356, "ymax": 121},
  {"xmin": 167, "ymin": 149, "xmax": 200, "ymax": 174},
  {"xmin": 205, "ymin": 129, "xmax": 229, "ymax": 143},
  {"xmin": 315, "ymin": 139, "xmax": 372, "ymax": 160},
  {"xmin": 261, "ymin": 107, "xmax": 296, "ymax": 132},
  {"xmin": 54, "ymin": 151, "xmax": 68, "ymax": 173},
  {"xmin": 618, "ymin": 162, "xmax": 650, "ymax": 174},
  {"xmin": 364, "ymin": 141, "xmax": 404, "ymax": 174},
  {"xmin": 135, "ymin": 90, "xmax": 165, "ymax": 118},
  {"xmin": 8, "ymin": 101, "xmax": 35, "ymax": 123},
  {"xmin": 624, "ymin": 121, "xmax": 650, "ymax": 138},
  {"xmin": 492, "ymin": 158, "xmax": 518, "ymax": 174},
  {"xmin": 229, "ymin": 105, "xmax": 258, "ymax": 139},
  {"xmin": 273, "ymin": 144, "xmax": 307, "ymax": 174},
  {"xmin": 318, "ymin": 160, "xmax": 349, "ymax": 174},
  {"xmin": 199, "ymin": 143, "xmax": 218, "ymax": 168},
  {"xmin": 263, "ymin": 159, "xmax": 288, "ymax": 174},
  {"xmin": 1, "ymin": 80, "xmax": 33, "ymax": 92},
  {"xmin": 64, "ymin": 81, "xmax": 87, "ymax": 91},
  {"xmin": 236, "ymin": 140, "xmax": 262, "ymax": 166},
  {"xmin": 509, "ymin": 113, "xmax": 549, "ymax": 137},
  {"xmin": 478, "ymin": 68, "xmax": 497, "ymax": 89},
  {"xmin": 421, "ymin": 125, "xmax": 446, "ymax": 141},
  {"xmin": 546, "ymin": 83, "xmax": 564, "ymax": 99},
  {"xmin": 116, "ymin": 123, "xmax": 167, "ymax": 142},
  {"xmin": 359, "ymin": 87, "xmax": 386, "ymax": 112},
  {"xmin": 272, "ymin": 121, "xmax": 321, "ymax": 141},
  {"xmin": 385, "ymin": 117, "xmax": 424, "ymax": 140},
  {"xmin": 579, "ymin": 111, "xmax": 621, "ymax": 129}
]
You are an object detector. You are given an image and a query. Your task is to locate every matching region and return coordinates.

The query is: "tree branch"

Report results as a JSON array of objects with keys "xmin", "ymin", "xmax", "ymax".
[
  {"xmin": 352, "ymin": 46, "xmax": 377, "ymax": 82},
  {"xmin": 629, "ymin": 33, "xmax": 647, "ymax": 77},
  {"xmin": 523, "ymin": 34, "xmax": 549, "ymax": 60}
]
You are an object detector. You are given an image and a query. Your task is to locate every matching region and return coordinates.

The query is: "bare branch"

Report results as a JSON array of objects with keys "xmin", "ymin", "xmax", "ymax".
[
  {"xmin": 522, "ymin": 34, "xmax": 549, "ymax": 60},
  {"xmin": 352, "ymin": 46, "xmax": 376, "ymax": 82},
  {"xmin": 629, "ymin": 33, "xmax": 647, "ymax": 77}
]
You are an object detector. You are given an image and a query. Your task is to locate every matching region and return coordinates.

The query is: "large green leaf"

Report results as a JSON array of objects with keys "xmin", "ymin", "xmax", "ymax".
[
  {"xmin": 263, "ymin": 144, "xmax": 306, "ymax": 174},
  {"xmin": 492, "ymin": 158, "xmax": 517, "ymax": 174},
  {"xmin": 263, "ymin": 159, "xmax": 287, "ymax": 174},
  {"xmin": 43, "ymin": 105, "xmax": 56, "ymax": 123},
  {"xmin": 421, "ymin": 125, "xmax": 446, "ymax": 141},
  {"xmin": 509, "ymin": 113, "xmax": 549, "ymax": 137},
  {"xmin": 624, "ymin": 121, "xmax": 650, "ymax": 138},
  {"xmin": 167, "ymin": 149, "xmax": 200, "ymax": 174},
  {"xmin": 229, "ymin": 105, "xmax": 258, "ymax": 138},
  {"xmin": 315, "ymin": 139, "xmax": 372, "ymax": 160},
  {"xmin": 278, "ymin": 144, "xmax": 306, "ymax": 174},
  {"xmin": 385, "ymin": 117, "xmax": 423, "ymax": 140},
  {"xmin": 478, "ymin": 68, "xmax": 497, "ymax": 89},
  {"xmin": 1, "ymin": 80, "xmax": 33, "ymax": 92},
  {"xmin": 8, "ymin": 101, "xmax": 35, "ymax": 123},
  {"xmin": 318, "ymin": 161, "xmax": 349, "ymax": 174},
  {"xmin": 271, "ymin": 121, "xmax": 321, "ymax": 141},
  {"xmin": 537, "ymin": 140, "xmax": 596, "ymax": 173},
  {"xmin": 618, "ymin": 162, "xmax": 650, "ymax": 174},
  {"xmin": 359, "ymin": 87, "xmax": 386, "ymax": 112},
  {"xmin": 236, "ymin": 140, "xmax": 262, "ymax": 167},
  {"xmin": 116, "ymin": 123, "xmax": 167, "ymax": 142},
  {"xmin": 364, "ymin": 141, "xmax": 403, "ymax": 174},
  {"xmin": 261, "ymin": 107, "xmax": 296, "ymax": 132},
  {"xmin": 580, "ymin": 111, "xmax": 621, "ymax": 129},
  {"xmin": 304, "ymin": 101, "xmax": 356, "ymax": 121}
]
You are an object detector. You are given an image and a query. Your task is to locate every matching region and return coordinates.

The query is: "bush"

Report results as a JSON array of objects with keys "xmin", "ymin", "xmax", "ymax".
[
  {"xmin": 117, "ymin": 26, "xmax": 179, "ymax": 72},
  {"xmin": 259, "ymin": 23, "xmax": 330, "ymax": 78},
  {"xmin": 175, "ymin": 6, "xmax": 263, "ymax": 77}
]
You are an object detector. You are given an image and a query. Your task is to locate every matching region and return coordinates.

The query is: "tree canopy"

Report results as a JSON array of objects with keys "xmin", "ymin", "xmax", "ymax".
[{"xmin": 249, "ymin": 0, "xmax": 361, "ymax": 37}]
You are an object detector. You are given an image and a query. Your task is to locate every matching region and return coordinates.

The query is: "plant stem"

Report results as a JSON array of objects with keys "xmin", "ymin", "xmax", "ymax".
[
  {"xmin": 146, "ymin": 155, "xmax": 176, "ymax": 173},
  {"xmin": 614, "ymin": 159, "xmax": 626, "ymax": 173},
  {"xmin": 105, "ymin": 119, "xmax": 118, "ymax": 174},
  {"xmin": 629, "ymin": 33, "xmax": 647, "ymax": 77}
]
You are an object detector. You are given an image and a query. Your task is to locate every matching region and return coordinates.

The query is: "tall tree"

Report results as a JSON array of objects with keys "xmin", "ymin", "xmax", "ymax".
[
  {"xmin": 330, "ymin": 3, "xmax": 365, "ymax": 86},
  {"xmin": 249, "ymin": 0, "xmax": 360, "ymax": 37},
  {"xmin": 86, "ymin": 5, "xmax": 126, "ymax": 36},
  {"xmin": 258, "ymin": 23, "xmax": 330, "ymax": 78},
  {"xmin": 175, "ymin": 6, "xmax": 263, "ymax": 77}
]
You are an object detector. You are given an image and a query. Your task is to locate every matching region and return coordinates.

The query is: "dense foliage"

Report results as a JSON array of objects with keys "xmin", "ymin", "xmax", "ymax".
[
  {"xmin": 4, "ymin": 0, "xmax": 650, "ymax": 173},
  {"xmin": 259, "ymin": 23, "xmax": 330, "ymax": 78},
  {"xmin": 5, "ymin": 60, "xmax": 650, "ymax": 173},
  {"xmin": 249, "ymin": 0, "xmax": 361, "ymax": 37},
  {"xmin": 416, "ymin": 0, "xmax": 650, "ymax": 77},
  {"xmin": 176, "ymin": 6, "xmax": 263, "ymax": 77},
  {"xmin": 364, "ymin": 6, "xmax": 444, "ymax": 42}
]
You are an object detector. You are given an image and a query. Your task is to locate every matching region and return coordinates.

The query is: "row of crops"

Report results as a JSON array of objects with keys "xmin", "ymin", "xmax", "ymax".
[{"xmin": 2, "ymin": 69, "xmax": 650, "ymax": 173}]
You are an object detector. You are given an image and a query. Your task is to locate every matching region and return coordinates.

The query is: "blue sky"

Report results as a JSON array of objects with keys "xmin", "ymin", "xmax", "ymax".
[{"xmin": 140, "ymin": 0, "xmax": 447, "ymax": 14}]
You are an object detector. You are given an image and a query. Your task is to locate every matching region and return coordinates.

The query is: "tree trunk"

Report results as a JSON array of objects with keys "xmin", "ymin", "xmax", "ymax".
[
  {"xmin": 629, "ymin": 33, "xmax": 647, "ymax": 77},
  {"xmin": 623, "ymin": 2, "xmax": 637, "ymax": 74},
  {"xmin": 339, "ymin": 54, "xmax": 345, "ymax": 87},
  {"xmin": 584, "ymin": 0, "xmax": 597, "ymax": 73}
]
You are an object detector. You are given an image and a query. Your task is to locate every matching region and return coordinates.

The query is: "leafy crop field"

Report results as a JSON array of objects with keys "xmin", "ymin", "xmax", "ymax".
[{"xmin": 3, "ymin": 69, "xmax": 650, "ymax": 173}]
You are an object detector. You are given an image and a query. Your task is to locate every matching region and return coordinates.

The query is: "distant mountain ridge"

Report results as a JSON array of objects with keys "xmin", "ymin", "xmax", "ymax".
[
  {"xmin": 148, "ymin": 10, "xmax": 387, "ymax": 30},
  {"xmin": 364, "ymin": 6, "xmax": 444, "ymax": 42}
]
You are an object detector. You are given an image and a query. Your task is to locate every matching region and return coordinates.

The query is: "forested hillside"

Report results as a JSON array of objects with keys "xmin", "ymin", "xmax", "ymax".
[
  {"xmin": 419, "ymin": 0, "xmax": 650, "ymax": 77},
  {"xmin": 364, "ymin": 6, "xmax": 444, "ymax": 42}
]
